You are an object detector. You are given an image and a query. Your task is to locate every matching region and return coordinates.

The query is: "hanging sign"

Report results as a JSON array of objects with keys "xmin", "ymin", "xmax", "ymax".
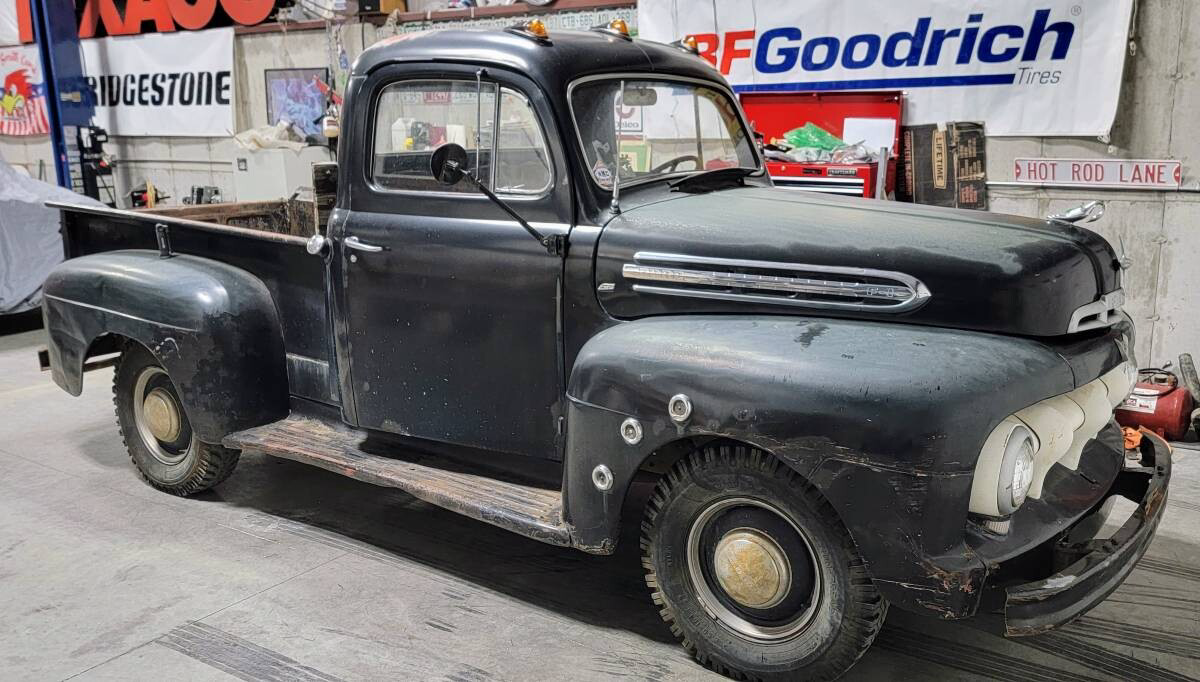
[
  {"xmin": 2, "ymin": 0, "xmax": 272, "ymax": 43},
  {"xmin": 637, "ymin": 0, "xmax": 1135, "ymax": 136},
  {"xmin": 80, "ymin": 28, "xmax": 233, "ymax": 137},
  {"xmin": 1014, "ymin": 158, "xmax": 1183, "ymax": 189},
  {"xmin": 0, "ymin": 44, "xmax": 48, "ymax": 135}
]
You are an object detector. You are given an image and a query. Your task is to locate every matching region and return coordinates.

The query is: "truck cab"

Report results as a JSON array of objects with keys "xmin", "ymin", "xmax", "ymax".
[{"xmin": 40, "ymin": 21, "xmax": 1169, "ymax": 681}]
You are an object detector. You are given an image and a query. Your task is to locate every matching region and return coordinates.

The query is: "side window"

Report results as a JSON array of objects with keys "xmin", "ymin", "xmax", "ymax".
[
  {"xmin": 371, "ymin": 80, "xmax": 496, "ymax": 193},
  {"xmin": 494, "ymin": 88, "xmax": 552, "ymax": 194}
]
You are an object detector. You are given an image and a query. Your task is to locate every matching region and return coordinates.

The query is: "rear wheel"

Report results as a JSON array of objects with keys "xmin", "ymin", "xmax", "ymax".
[
  {"xmin": 641, "ymin": 444, "xmax": 885, "ymax": 681},
  {"xmin": 113, "ymin": 343, "xmax": 239, "ymax": 495}
]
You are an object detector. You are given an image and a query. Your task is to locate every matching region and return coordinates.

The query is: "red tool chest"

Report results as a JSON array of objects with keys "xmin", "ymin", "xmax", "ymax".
[{"xmin": 739, "ymin": 91, "xmax": 903, "ymax": 198}]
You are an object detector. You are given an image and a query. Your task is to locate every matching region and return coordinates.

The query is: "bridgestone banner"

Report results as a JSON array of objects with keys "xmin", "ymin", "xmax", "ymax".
[
  {"xmin": 81, "ymin": 27, "xmax": 233, "ymax": 137},
  {"xmin": 637, "ymin": 0, "xmax": 1134, "ymax": 136}
]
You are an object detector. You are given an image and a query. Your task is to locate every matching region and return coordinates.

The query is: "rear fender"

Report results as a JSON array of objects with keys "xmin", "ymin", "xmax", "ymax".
[{"xmin": 42, "ymin": 250, "xmax": 288, "ymax": 443}]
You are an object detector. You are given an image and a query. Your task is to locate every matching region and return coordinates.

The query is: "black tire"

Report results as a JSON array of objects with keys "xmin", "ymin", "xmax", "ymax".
[
  {"xmin": 641, "ymin": 444, "xmax": 886, "ymax": 681},
  {"xmin": 113, "ymin": 343, "xmax": 239, "ymax": 495}
]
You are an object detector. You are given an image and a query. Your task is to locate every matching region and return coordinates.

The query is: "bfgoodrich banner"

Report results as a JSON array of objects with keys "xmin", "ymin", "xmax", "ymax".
[
  {"xmin": 81, "ymin": 27, "xmax": 233, "ymax": 137},
  {"xmin": 638, "ymin": 0, "xmax": 1134, "ymax": 136}
]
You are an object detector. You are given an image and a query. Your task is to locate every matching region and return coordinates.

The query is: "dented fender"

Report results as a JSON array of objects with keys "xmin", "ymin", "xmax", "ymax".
[
  {"xmin": 41, "ymin": 250, "xmax": 288, "ymax": 443},
  {"xmin": 562, "ymin": 315, "xmax": 1081, "ymax": 613}
]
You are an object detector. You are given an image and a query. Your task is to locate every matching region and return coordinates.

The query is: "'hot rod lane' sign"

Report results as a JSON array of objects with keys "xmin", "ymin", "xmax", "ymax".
[
  {"xmin": 637, "ymin": 0, "xmax": 1135, "ymax": 137},
  {"xmin": 1014, "ymin": 158, "xmax": 1183, "ymax": 190}
]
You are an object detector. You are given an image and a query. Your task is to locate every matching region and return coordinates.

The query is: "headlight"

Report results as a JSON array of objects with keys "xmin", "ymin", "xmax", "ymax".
[
  {"xmin": 999, "ymin": 426, "xmax": 1036, "ymax": 513},
  {"xmin": 969, "ymin": 418, "xmax": 1040, "ymax": 518}
]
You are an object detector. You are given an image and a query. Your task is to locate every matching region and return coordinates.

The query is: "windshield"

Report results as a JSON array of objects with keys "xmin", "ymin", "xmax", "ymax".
[{"xmin": 571, "ymin": 78, "xmax": 759, "ymax": 189}]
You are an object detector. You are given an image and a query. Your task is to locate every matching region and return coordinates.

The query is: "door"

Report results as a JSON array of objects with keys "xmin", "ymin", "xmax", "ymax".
[{"xmin": 336, "ymin": 68, "xmax": 571, "ymax": 460}]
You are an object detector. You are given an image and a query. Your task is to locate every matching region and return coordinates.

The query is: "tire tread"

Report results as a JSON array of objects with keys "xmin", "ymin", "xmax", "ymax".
[
  {"xmin": 640, "ymin": 443, "xmax": 887, "ymax": 681},
  {"xmin": 112, "ymin": 345, "xmax": 240, "ymax": 496}
]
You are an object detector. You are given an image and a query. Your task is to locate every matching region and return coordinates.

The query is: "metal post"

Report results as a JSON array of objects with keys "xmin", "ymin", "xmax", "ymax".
[
  {"xmin": 875, "ymin": 146, "xmax": 890, "ymax": 200},
  {"xmin": 27, "ymin": 0, "xmax": 94, "ymax": 190}
]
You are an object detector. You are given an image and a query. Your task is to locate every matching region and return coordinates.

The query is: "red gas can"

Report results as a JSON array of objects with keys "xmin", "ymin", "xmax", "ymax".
[{"xmin": 1115, "ymin": 372, "xmax": 1195, "ymax": 441}]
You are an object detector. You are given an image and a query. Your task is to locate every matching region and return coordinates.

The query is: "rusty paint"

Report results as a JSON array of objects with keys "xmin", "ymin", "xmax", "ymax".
[{"xmin": 922, "ymin": 559, "xmax": 978, "ymax": 595}]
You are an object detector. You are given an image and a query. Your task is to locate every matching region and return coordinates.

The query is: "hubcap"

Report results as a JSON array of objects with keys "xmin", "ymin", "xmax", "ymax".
[
  {"xmin": 142, "ymin": 388, "xmax": 182, "ymax": 442},
  {"xmin": 132, "ymin": 366, "xmax": 194, "ymax": 466},
  {"xmin": 713, "ymin": 529, "xmax": 792, "ymax": 609},
  {"xmin": 686, "ymin": 497, "xmax": 822, "ymax": 642}
]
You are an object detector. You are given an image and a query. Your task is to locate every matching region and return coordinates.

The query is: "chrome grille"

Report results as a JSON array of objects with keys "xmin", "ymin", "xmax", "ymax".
[{"xmin": 621, "ymin": 252, "xmax": 932, "ymax": 313}]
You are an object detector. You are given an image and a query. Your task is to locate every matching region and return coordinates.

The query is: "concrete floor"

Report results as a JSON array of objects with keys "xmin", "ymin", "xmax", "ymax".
[{"xmin": 1, "ymin": 329, "xmax": 1199, "ymax": 681}]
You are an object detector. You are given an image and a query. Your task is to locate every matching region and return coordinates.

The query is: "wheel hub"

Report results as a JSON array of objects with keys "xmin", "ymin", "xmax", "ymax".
[
  {"xmin": 713, "ymin": 529, "xmax": 791, "ymax": 609},
  {"xmin": 142, "ymin": 387, "xmax": 182, "ymax": 443}
]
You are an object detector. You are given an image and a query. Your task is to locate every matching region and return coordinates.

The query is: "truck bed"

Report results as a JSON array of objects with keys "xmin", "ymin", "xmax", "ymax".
[
  {"xmin": 48, "ymin": 199, "xmax": 338, "ymax": 406},
  {"xmin": 136, "ymin": 199, "xmax": 318, "ymax": 238}
]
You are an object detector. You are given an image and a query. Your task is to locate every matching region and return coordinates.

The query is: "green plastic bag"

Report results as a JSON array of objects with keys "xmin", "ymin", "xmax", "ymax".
[{"xmin": 783, "ymin": 122, "xmax": 843, "ymax": 151}]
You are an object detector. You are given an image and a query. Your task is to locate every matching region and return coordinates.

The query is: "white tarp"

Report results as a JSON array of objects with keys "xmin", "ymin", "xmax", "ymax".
[
  {"xmin": 0, "ymin": 1, "xmax": 18, "ymax": 48},
  {"xmin": 0, "ymin": 155, "xmax": 102, "ymax": 314},
  {"xmin": 81, "ymin": 27, "xmax": 233, "ymax": 137},
  {"xmin": 637, "ymin": 0, "xmax": 1134, "ymax": 136}
]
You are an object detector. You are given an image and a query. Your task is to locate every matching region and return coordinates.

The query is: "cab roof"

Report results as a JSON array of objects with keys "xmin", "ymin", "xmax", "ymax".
[{"xmin": 352, "ymin": 27, "xmax": 725, "ymax": 94}]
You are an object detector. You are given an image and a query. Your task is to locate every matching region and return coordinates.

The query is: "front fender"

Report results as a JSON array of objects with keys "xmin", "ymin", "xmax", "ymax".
[
  {"xmin": 42, "ymin": 250, "xmax": 288, "ymax": 443},
  {"xmin": 563, "ymin": 315, "xmax": 1076, "ymax": 613}
]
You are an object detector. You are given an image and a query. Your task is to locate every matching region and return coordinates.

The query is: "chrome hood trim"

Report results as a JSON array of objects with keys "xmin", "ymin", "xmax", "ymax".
[{"xmin": 621, "ymin": 251, "xmax": 932, "ymax": 313}]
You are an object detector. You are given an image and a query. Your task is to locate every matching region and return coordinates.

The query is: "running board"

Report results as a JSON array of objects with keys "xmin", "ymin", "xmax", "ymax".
[{"xmin": 223, "ymin": 414, "xmax": 571, "ymax": 547}]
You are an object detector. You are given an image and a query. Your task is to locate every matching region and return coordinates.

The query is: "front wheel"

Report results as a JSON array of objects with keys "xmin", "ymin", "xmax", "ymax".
[
  {"xmin": 113, "ymin": 343, "xmax": 240, "ymax": 495},
  {"xmin": 641, "ymin": 444, "xmax": 886, "ymax": 681}
]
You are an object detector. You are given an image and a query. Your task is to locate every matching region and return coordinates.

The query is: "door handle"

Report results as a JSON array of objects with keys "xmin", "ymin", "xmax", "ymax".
[{"xmin": 344, "ymin": 235, "xmax": 383, "ymax": 253}]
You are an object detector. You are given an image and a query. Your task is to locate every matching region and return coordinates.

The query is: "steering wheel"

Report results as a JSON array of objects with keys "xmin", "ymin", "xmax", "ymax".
[{"xmin": 650, "ymin": 155, "xmax": 702, "ymax": 174}]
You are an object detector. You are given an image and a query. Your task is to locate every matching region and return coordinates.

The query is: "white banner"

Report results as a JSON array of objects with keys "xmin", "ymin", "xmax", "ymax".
[
  {"xmin": 637, "ymin": 0, "xmax": 1134, "ymax": 136},
  {"xmin": 81, "ymin": 28, "xmax": 233, "ymax": 137}
]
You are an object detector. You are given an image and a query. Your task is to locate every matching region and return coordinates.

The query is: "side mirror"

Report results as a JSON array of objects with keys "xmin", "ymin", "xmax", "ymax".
[{"xmin": 430, "ymin": 143, "xmax": 469, "ymax": 185}]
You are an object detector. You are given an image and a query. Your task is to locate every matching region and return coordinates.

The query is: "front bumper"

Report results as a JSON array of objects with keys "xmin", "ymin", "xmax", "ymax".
[{"xmin": 994, "ymin": 429, "xmax": 1170, "ymax": 635}]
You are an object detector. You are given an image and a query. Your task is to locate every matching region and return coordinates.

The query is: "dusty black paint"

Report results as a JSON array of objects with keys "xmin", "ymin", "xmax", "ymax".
[
  {"xmin": 42, "ymin": 251, "xmax": 289, "ymax": 443},
  {"xmin": 597, "ymin": 188, "xmax": 1122, "ymax": 337},
  {"xmin": 561, "ymin": 315, "xmax": 1136, "ymax": 615},
  {"xmin": 42, "ymin": 28, "xmax": 1158, "ymax": 632}
]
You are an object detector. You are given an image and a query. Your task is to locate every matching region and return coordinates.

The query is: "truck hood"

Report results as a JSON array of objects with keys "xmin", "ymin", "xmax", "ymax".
[{"xmin": 594, "ymin": 187, "xmax": 1122, "ymax": 337}]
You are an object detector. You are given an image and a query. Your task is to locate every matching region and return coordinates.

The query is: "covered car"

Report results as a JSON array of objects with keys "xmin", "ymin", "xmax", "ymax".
[{"xmin": 0, "ymin": 157, "xmax": 101, "ymax": 314}]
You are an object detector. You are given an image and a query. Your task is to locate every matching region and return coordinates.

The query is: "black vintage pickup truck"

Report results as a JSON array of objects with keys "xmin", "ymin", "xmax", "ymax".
[{"xmin": 40, "ymin": 21, "xmax": 1169, "ymax": 681}]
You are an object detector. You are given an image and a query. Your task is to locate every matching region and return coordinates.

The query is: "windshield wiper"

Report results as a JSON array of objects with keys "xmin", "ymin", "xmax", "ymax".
[{"xmin": 668, "ymin": 167, "xmax": 756, "ymax": 194}]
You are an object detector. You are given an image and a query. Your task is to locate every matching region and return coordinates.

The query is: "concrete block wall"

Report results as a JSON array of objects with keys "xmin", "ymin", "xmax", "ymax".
[{"xmin": 987, "ymin": 0, "xmax": 1198, "ymax": 366}]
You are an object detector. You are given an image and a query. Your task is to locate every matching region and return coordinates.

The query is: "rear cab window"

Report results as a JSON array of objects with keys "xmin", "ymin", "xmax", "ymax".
[{"xmin": 371, "ymin": 79, "xmax": 552, "ymax": 196}]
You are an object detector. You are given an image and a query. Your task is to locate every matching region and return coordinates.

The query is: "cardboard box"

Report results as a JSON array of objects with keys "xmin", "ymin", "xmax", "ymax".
[{"xmin": 898, "ymin": 122, "xmax": 988, "ymax": 210}]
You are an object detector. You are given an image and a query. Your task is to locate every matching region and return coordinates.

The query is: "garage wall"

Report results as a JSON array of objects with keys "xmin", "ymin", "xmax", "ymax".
[
  {"xmin": 1, "ymin": 1, "xmax": 1194, "ymax": 366},
  {"xmin": 986, "ymin": 0, "xmax": 1197, "ymax": 367},
  {"xmin": 0, "ymin": 22, "xmax": 363, "ymax": 202}
]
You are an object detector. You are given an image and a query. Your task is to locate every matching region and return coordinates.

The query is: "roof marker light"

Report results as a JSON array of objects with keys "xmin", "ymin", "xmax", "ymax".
[
  {"xmin": 593, "ymin": 18, "xmax": 632, "ymax": 40},
  {"xmin": 671, "ymin": 35, "xmax": 700, "ymax": 55},
  {"xmin": 508, "ymin": 19, "xmax": 550, "ymax": 43}
]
